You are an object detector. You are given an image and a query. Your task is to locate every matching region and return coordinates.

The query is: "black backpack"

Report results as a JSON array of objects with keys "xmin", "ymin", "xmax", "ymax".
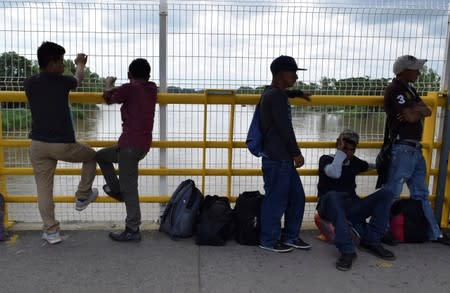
[
  {"xmin": 195, "ymin": 195, "xmax": 235, "ymax": 246},
  {"xmin": 390, "ymin": 199, "xmax": 429, "ymax": 243},
  {"xmin": 159, "ymin": 179, "xmax": 203, "ymax": 239},
  {"xmin": 234, "ymin": 191, "xmax": 264, "ymax": 245}
]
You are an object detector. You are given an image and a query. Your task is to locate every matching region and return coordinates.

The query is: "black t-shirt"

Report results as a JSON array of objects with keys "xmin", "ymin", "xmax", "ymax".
[
  {"xmin": 24, "ymin": 73, "xmax": 77, "ymax": 143},
  {"xmin": 317, "ymin": 154, "xmax": 369, "ymax": 198},
  {"xmin": 384, "ymin": 78, "xmax": 423, "ymax": 141}
]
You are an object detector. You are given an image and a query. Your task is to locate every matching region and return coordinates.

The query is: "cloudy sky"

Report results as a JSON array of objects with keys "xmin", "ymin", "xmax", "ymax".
[{"xmin": 1, "ymin": 0, "xmax": 449, "ymax": 90}]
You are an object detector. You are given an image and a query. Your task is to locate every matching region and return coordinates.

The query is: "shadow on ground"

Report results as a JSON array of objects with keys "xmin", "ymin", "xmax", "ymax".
[{"xmin": 1, "ymin": 229, "xmax": 449, "ymax": 293}]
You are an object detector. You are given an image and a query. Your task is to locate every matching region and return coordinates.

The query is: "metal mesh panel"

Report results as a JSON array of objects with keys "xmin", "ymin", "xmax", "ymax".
[{"xmin": 0, "ymin": 0, "xmax": 448, "ymax": 226}]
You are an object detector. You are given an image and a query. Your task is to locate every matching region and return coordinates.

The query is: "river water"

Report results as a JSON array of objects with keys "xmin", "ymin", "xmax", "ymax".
[{"xmin": 5, "ymin": 103, "xmax": 385, "ymax": 224}]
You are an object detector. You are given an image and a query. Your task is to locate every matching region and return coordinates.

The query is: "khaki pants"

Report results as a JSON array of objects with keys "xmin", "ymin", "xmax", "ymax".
[{"xmin": 29, "ymin": 140, "xmax": 97, "ymax": 232}]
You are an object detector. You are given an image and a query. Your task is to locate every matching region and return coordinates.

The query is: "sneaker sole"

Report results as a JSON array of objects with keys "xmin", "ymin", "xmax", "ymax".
[
  {"xmin": 108, "ymin": 235, "xmax": 142, "ymax": 243},
  {"xmin": 75, "ymin": 188, "xmax": 99, "ymax": 211},
  {"xmin": 42, "ymin": 236, "xmax": 62, "ymax": 245},
  {"xmin": 283, "ymin": 243, "xmax": 312, "ymax": 250},
  {"xmin": 45, "ymin": 239, "xmax": 62, "ymax": 245},
  {"xmin": 258, "ymin": 245, "xmax": 294, "ymax": 253},
  {"xmin": 336, "ymin": 264, "xmax": 352, "ymax": 271},
  {"xmin": 103, "ymin": 185, "xmax": 124, "ymax": 202}
]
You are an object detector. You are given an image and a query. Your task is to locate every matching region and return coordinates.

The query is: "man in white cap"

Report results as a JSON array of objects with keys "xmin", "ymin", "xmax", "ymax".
[{"xmin": 382, "ymin": 55, "xmax": 450, "ymax": 245}]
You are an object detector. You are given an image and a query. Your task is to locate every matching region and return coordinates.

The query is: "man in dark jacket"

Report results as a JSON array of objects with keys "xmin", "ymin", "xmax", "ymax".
[{"xmin": 259, "ymin": 55, "xmax": 311, "ymax": 253}]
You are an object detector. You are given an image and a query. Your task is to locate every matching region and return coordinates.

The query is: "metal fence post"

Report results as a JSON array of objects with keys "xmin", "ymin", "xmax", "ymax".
[
  {"xmin": 435, "ymin": 5, "xmax": 450, "ymax": 226},
  {"xmin": 159, "ymin": 0, "xmax": 168, "ymax": 217},
  {"xmin": 435, "ymin": 94, "xmax": 450, "ymax": 227}
]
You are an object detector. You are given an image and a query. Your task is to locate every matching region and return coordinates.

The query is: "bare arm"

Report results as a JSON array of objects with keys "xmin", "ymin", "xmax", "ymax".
[{"xmin": 74, "ymin": 53, "xmax": 88, "ymax": 87}]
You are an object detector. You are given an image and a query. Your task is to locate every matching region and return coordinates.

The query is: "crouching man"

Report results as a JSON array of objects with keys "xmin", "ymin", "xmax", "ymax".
[{"xmin": 316, "ymin": 129, "xmax": 395, "ymax": 271}]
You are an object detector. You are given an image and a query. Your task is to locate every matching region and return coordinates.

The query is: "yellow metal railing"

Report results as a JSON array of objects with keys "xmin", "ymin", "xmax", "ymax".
[{"xmin": 0, "ymin": 91, "xmax": 448, "ymax": 228}]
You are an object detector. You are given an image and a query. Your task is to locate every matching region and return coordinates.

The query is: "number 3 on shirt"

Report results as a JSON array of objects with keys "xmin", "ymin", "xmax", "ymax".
[{"xmin": 396, "ymin": 94, "xmax": 406, "ymax": 104}]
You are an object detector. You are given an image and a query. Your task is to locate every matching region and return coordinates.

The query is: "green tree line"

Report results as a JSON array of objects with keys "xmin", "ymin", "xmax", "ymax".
[{"xmin": 234, "ymin": 68, "xmax": 440, "ymax": 96}]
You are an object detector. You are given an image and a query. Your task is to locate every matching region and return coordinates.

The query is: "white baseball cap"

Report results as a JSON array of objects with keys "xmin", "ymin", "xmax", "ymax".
[{"xmin": 393, "ymin": 55, "xmax": 427, "ymax": 75}]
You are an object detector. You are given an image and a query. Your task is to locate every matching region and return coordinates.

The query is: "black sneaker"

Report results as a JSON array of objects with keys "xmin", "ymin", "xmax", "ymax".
[
  {"xmin": 103, "ymin": 184, "xmax": 124, "ymax": 202},
  {"xmin": 283, "ymin": 238, "xmax": 312, "ymax": 250},
  {"xmin": 381, "ymin": 232, "xmax": 399, "ymax": 246},
  {"xmin": 109, "ymin": 229, "xmax": 141, "ymax": 242},
  {"xmin": 432, "ymin": 233, "xmax": 450, "ymax": 246},
  {"xmin": 336, "ymin": 252, "xmax": 357, "ymax": 271},
  {"xmin": 259, "ymin": 242, "xmax": 294, "ymax": 253},
  {"xmin": 359, "ymin": 242, "xmax": 396, "ymax": 260}
]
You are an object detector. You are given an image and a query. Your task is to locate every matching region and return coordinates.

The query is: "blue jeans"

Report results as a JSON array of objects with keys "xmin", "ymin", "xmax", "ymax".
[
  {"xmin": 384, "ymin": 144, "xmax": 441, "ymax": 240},
  {"xmin": 317, "ymin": 189, "xmax": 392, "ymax": 253},
  {"xmin": 260, "ymin": 158, "xmax": 305, "ymax": 247}
]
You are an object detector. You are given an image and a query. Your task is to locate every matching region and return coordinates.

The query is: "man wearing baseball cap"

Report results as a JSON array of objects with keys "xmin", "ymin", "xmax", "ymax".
[
  {"xmin": 258, "ymin": 55, "xmax": 311, "ymax": 253},
  {"xmin": 316, "ymin": 129, "xmax": 395, "ymax": 271},
  {"xmin": 381, "ymin": 55, "xmax": 450, "ymax": 245}
]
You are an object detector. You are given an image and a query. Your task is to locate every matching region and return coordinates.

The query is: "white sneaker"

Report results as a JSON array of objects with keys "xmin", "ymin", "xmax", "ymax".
[
  {"xmin": 75, "ymin": 188, "xmax": 99, "ymax": 211},
  {"xmin": 42, "ymin": 231, "xmax": 62, "ymax": 244}
]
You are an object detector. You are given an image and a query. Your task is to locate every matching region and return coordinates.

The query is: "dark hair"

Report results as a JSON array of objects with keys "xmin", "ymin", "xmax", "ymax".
[
  {"xmin": 37, "ymin": 41, "xmax": 65, "ymax": 69},
  {"xmin": 129, "ymin": 58, "xmax": 151, "ymax": 80}
]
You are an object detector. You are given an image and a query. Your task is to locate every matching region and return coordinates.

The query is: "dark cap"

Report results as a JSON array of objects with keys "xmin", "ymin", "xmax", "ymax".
[
  {"xmin": 339, "ymin": 129, "xmax": 360, "ymax": 145},
  {"xmin": 270, "ymin": 55, "xmax": 307, "ymax": 74}
]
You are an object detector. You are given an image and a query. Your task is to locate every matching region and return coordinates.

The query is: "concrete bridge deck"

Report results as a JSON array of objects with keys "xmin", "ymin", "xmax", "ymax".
[{"xmin": 1, "ymin": 228, "xmax": 449, "ymax": 293}]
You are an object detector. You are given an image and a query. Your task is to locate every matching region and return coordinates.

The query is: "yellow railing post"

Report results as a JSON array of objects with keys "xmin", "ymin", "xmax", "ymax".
[
  {"xmin": 201, "ymin": 92, "xmax": 208, "ymax": 194},
  {"xmin": 442, "ymin": 159, "xmax": 450, "ymax": 228},
  {"xmin": 422, "ymin": 93, "xmax": 438, "ymax": 188},
  {"xmin": 0, "ymin": 109, "xmax": 11, "ymax": 228},
  {"xmin": 227, "ymin": 94, "xmax": 236, "ymax": 199}
]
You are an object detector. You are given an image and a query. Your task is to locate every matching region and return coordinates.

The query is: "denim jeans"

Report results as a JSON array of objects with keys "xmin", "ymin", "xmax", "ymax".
[
  {"xmin": 96, "ymin": 145, "xmax": 147, "ymax": 231},
  {"xmin": 260, "ymin": 158, "xmax": 306, "ymax": 247},
  {"xmin": 384, "ymin": 143, "xmax": 441, "ymax": 239},
  {"xmin": 317, "ymin": 189, "xmax": 392, "ymax": 253}
]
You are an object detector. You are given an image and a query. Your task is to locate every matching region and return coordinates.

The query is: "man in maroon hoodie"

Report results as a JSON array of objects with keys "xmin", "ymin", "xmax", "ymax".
[{"xmin": 97, "ymin": 58, "xmax": 157, "ymax": 242}]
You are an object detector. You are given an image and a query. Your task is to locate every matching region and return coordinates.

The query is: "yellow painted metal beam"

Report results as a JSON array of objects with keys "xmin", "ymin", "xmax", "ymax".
[
  {"xmin": 4, "ymin": 194, "xmax": 434, "ymax": 204},
  {"xmin": 3, "ymin": 194, "xmax": 320, "ymax": 203},
  {"xmin": 0, "ymin": 167, "xmax": 441, "ymax": 176},
  {"xmin": 0, "ymin": 90, "xmax": 440, "ymax": 106},
  {"xmin": 1, "ymin": 139, "xmax": 443, "ymax": 149}
]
